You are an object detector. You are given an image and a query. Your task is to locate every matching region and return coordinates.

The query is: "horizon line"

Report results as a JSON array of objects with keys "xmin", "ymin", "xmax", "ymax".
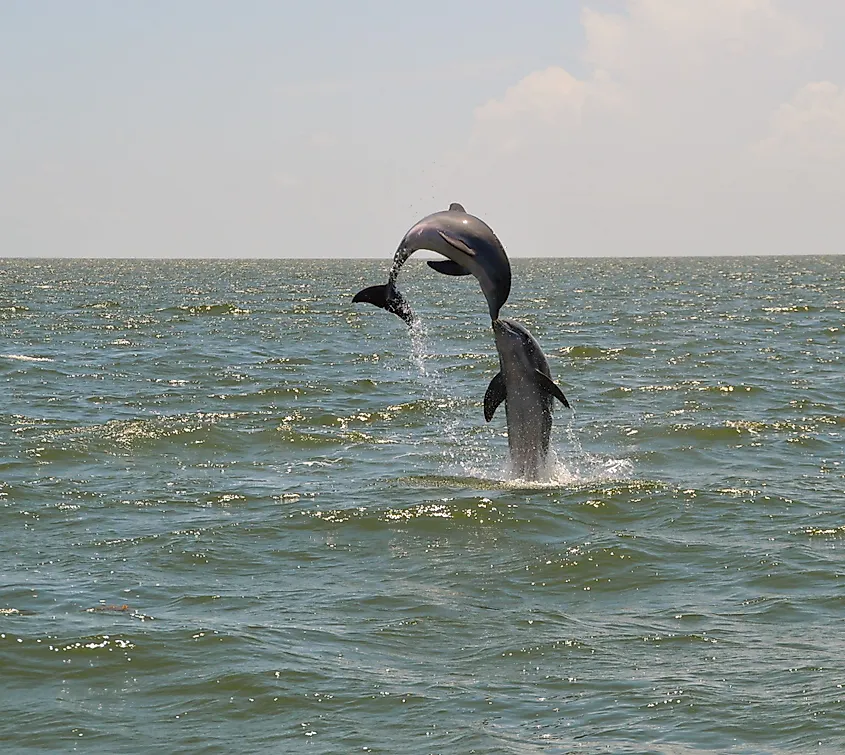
[{"xmin": 2, "ymin": 251, "xmax": 842, "ymax": 262}]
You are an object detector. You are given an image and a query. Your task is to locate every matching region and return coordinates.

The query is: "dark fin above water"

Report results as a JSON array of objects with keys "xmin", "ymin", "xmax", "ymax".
[
  {"xmin": 448, "ymin": 202, "xmax": 466, "ymax": 212},
  {"xmin": 483, "ymin": 372, "xmax": 507, "ymax": 422},
  {"xmin": 535, "ymin": 370, "xmax": 571, "ymax": 409},
  {"xmin": 352, "ymin": 284, "xmax": 389, "ymax": 307},
  {"xmin": 352, "ymin": 284, "xmax": 416, "ymax": 325},
  {"xmin": 437, "ymin": 230, "xmax": 476, "ymax": 257},
  {"xmin": 427, "ymin": 259, "xmax": 472, "ymax": 276}
]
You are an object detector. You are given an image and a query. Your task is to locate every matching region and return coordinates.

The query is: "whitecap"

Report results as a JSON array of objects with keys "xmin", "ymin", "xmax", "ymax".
[{"xmin": 2, "ymin": 354, "xmax": 54, "ymax": 362}]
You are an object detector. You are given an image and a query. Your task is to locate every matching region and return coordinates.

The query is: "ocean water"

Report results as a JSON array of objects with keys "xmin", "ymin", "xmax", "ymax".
[{"xmin": 1, "ymin": 255, "xmax": 843, "ymax": 754}]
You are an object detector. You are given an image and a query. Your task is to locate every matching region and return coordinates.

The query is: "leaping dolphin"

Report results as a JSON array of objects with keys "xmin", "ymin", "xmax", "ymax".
[
  {"xmin": 484, "ymin": 318, "xmax": 571, "ymax": 480},
  {"xmin": 353, "ymin": 203, "xmax": 511, "ymax": 324}
]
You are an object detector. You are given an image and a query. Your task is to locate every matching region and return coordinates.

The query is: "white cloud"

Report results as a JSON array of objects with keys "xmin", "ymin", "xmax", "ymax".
[
  {"xmin": 470, "ymin": 68, "xmax": 586, "ymax": 155},
  {"xmin": 583, "ymin": 0, "xmax": 820, "ymax": 74},
  {"xmin": 755, "ymin": 81, "xmax": 845, "ymax": 163},
  {"xmin": 470, "ymin": 67, "xmax": 623, "ymax": 154},
  {"xmin": 475, "ymin": 68, "xmax": 586, "ymax": 129},
  {"xmin": 445, "ymin": 0, "xmax": 842, "ymax": 256}
]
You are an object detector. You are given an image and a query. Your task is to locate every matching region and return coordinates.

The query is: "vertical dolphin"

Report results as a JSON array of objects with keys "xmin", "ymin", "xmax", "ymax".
[
  {"xmin": 353, "ymin": 203, "xmax": 511, "ymax": 324},
  {"xmin": 484, "ymin": 318, "xmax": 571, "ymax": 480}
]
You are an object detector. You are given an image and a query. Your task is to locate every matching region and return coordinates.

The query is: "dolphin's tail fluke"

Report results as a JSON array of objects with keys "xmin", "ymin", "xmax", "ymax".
[{"xmin": 352, "ymin": 283, "xmax": 417, "ymax": 325}]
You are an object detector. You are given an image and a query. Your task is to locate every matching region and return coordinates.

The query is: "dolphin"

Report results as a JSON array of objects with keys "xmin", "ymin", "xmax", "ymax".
[
  {"xmin": 484, "ymin": 318, "xmax": 571, "ymax": 480},
  {"xmin": 353, "ymin": 203, "xmax": 511, "ymax": 324}
]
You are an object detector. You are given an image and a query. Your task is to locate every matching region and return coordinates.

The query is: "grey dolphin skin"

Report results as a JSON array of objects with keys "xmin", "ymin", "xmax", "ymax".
[
  {"xmin": 352, "ymin": 203, "xmax": 511, "ymax": 324},
  {"xmin": 484, "ymin": 318, "xmax": 571, "ymax": 480}
]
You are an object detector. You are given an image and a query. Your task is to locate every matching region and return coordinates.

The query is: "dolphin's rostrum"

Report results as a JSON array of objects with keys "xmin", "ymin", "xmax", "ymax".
[
  {"xmin": 485, "ymin": 318, "xmax": 571, "ymax": 480},
  {"xmin": 353, "ymin": 203, "xmax": 511, "ymax": 324}
]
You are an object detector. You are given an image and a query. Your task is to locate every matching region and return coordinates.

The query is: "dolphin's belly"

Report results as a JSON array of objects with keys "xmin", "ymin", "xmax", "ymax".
[{"xmin": 503, "ymin": 376, "xmax": 553, "ymax": 478}]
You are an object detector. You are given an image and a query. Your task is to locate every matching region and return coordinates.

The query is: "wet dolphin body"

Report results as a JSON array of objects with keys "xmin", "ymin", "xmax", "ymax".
[
  {"xmin": 484, "ymin": 318, "xmax": 571, "ymax": 480},
  {"xmin": 353, "ymin": 203, "xmax": 511, "ymax": 324}
]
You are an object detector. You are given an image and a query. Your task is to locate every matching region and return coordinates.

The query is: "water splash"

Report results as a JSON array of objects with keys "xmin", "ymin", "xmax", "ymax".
[
  {"xmin": 453, "ymin": 415, "xmax": 634, "ymax": 489},
  {"xmin": 407, "ymin": 318, "xmax": 436, "ymax": 381},
  {"xmin": 402, "ymin": 316, "xmax": 634, "ymax": 489},
  {"xmin": 387, "ymin": 247, "xmax": 412, "ymax": 283},
  {"xmin": 405, "ymin": 315, "xmax": 492, "ymax": 473},
  {"xmin": 550, "ymin": 417, "xmax": 635, "ymax": 483}
]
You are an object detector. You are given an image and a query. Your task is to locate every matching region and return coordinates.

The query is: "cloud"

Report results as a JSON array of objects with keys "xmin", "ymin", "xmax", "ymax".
[
  {"xmin": 755, "ymin": 81, "xmax": 845, "ymax": 164},
  {"xmin": 446, "ymin": 0, "xmax": 842, "ymax": 256},
  {"xmin": 474, "ymin": 68, "xmax": 587, "ymax": 135},
  {"xmin": 582, "ymin": 0, "xmax": 820, "ymax": 73}
]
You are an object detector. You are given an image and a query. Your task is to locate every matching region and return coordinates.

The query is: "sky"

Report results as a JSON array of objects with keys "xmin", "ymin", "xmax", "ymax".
[{"xmin": 2, "ymin": 0, "xmax": 844, "ymax": 258}]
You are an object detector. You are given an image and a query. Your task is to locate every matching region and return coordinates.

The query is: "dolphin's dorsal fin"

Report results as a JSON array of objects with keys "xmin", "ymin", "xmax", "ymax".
[
  {"xmin": 437, "ymin": 230, "xmax": 476, "ymax": 257},
  {"xmin": 427, "ymin": 259, "xmax": 471, "ymax": 276},
  {"xmin": 535, "ymin": 371, "xmax": 571, "ymax": 409},
  {"xmin": 483, "ymin": 372, "xmax": 506, "ymax": 421},
  {"xmin": 448, "ymin": 202, "xmax": 466, "ymax": 212}
]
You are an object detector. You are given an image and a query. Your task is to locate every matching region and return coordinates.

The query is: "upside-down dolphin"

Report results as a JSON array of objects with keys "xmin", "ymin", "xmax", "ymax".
[
  {"xmin": 353, "ymin": 203, "xmax": 511, "ymax": 324},
  {"xmin": 484, "ymin": 318, "xmax": 571, "ymax": 480}
]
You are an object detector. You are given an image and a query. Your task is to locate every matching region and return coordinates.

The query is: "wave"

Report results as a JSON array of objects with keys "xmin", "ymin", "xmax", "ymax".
[
  {"xmin": 607, "ymin": 382, "xmax": 760, "ymax": 396},
  {"xmin": 36, "ymin": 412, "xmax": 250, "ymax": 456},
  {"xmin": 1, "ymin": 354, "xmax": 54, "ymax": 362},
  {"xmin": 557, "ymin": 345, "xmax": 652, "ymax": 360},
  {"xmin": 156, "ymin": 303, "xmax": 251, "ymax": 316}
]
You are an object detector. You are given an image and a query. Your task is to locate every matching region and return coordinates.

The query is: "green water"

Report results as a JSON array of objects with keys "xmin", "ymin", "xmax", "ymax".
[{"xmin": 1, "ymin": 256, "xmax": 843, "ymax": 753}]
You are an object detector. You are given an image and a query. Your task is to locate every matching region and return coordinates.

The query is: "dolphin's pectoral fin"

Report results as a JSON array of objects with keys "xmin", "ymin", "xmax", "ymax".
[
  {"xmin": 448, "ymin": 202, "xmax": 466, "ymax": 213},
  {"xmin": 352, "ymin": 284, "xmax": 416, "ymax": 325},
  {"xmin": 483, "ymin": 372, "xmax": 506, "ymax": 422},
  {"xmin": 426, "ymin": 259, "xmax": 472, "ymax": 276},
  {"xmin": 535, "ymin": 371, "xmax": 571, "ymax": 409},
  {"xmin": 437, "ymin": 230, "xmax": 476, "ymax": 257}
]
